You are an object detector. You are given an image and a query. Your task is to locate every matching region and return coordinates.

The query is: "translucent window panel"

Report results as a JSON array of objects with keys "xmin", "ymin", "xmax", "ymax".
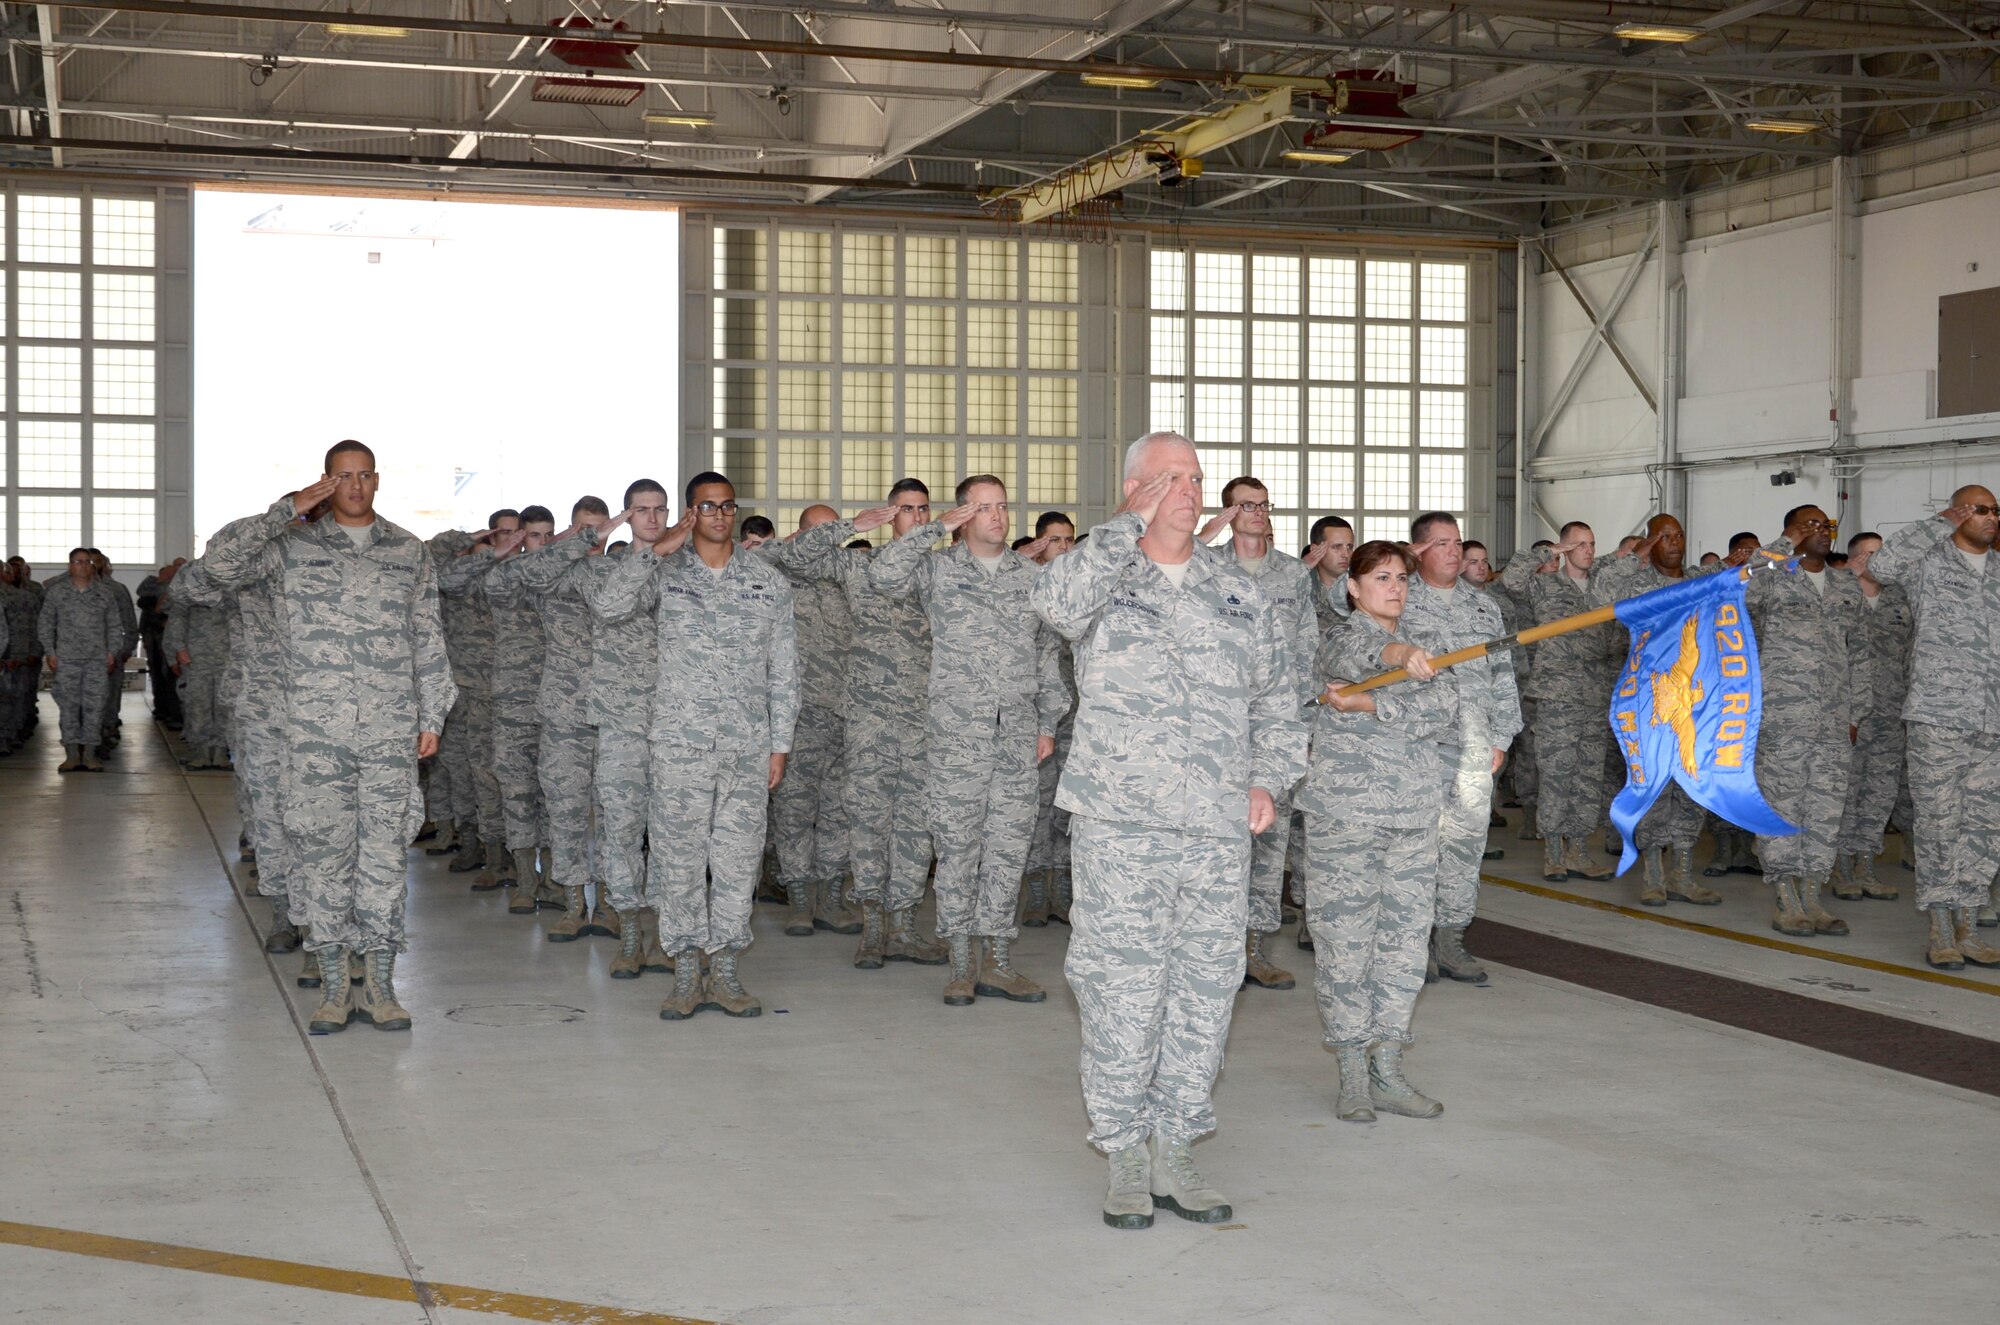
[
  {"xmin": 1251, "ymin": 321, "xmax": 1299, "ymax": 380},
  {"xmin": 1363, "ymin": 324, "xmax": 1411, "ymax": 383},
  {"xmin": 966, "ymin": 375, "xmax": 1016, "ymax": 436},
  {"xmin": 93, "ymin": 422, "xmax": 155, "ymax": 488},
  {"xmin": 93, "ymin": 197, "xmax": 156, "ymax": 267},
  {"xmin": 1418, "ymin": 453, "xmax": 1467, "ymax": 511},
  {"xmin": 1364, "ymin": 259, "xmax": 1412, "ymax": 319},
  {"xmin": 17, "ymin": 195, "xmax": 80, "ymax": 263},
  {"xmin": 904, "ymin": 304, "xmax": 957, "ymax": 367},
  {"xmin": 1149, "ymin": 380, "xmax": 1186, "ymax": 434},
  {"xmin": 17, "ymin": 495, "xmax": 81, "ymax": 562},
  {"xmin": 842, "ymin": 439, "xmax": 891, "ymax": 501},
  {"xmin": 1420, "ymin": 327, "xmax": 1467, "ymax": 386},
  {"xmin": 714, "ymin": 227, "xmax": 767, "ymax": 292},
  {"xmin": 0, "ymin": 504, "xmax": 6, "ymax": 560},
  {"xmin": 1421, "ymin": 262, "xmax": 1469, "ymax": 322},
  {"xmin": 776, "ymin": 370, "xmax": 830, "ymax": 431},
  {"xmin": 1419, "ymin": 391, "xmax": 1467, "ymax": 449},
  {"xmin": 1027, "ymin": 444, "xmax": 1077, "ymax": 505},
  {"xmin": 967, "ymin": 239, "xmax": 1017, "ymax": 301},
  {"xmin": 1309, "ymin": 387, "xmax": 1357, "ymax": 446},
  {"xmin": 1308, "ymin": 322, "xmax": 1356, "ymax": 381},
  {"xmin": 18, "ymin": 421, "xmax": 82, "ymax": 486},
  {"xmin": 1149, "ymin": 316, "xmax": 1185, "ymax": 377},
  {"xmin": 1251, "ymin": 449, "xmax": 1300, "ymax": 508},
  {"xmin": 905, "ymin": 375, "xmax": 956, "ymax": 433},
  {"xmin": 906, "ymin": 236, "xmax": 956, "ymax": 298},
  {"xmin": 1028, "ymin": 243, "xmax": 1077, "ymax": 303},
  {"xmin": 93, "ymin": 497, "xmax": 155, "ymax": 563},
  {"xmin": 777, "ymin": 301, "xmax": 831, "ymax": 363},
  {"xmin": 842, "ymin": 302, "xmax": 892, "ymax": 365},
  {"xmin": 777, "ymin": 439, "xmax": 830, "ymax": 499},
  {"xmin": 1150, "ymin": 248, "xmax": 1186, "ymax": 312},
  {"xmin": 714, "ymin": 298, "xmax": 766, "ymax": 360},
  {"xmin": 777, "ymin": 230, "xmax": 830, "ymax": 294},
  {"xmin": 1308, "ymin": 449, "xmax": 1356, "ymax": 509},
  {"xmin": 1193, "ymin": 318, "xmax": 1242, "ymax": 377},
  {"xmin": 1362, "ymin": 515, "xmax": 1405, "ymax": 544},
  {"xmin": 1027, "ymin": 377, "xmax": 1077, "ymax": 438},
  {"xmin": 1309, "ymin": 257, "xmax": 1357, "ymax": 317},
  {"xmin": 715, "ymin": 438, "xmax": 768, "ymax": 498},
  {"xmin": 965, "ymin": 442, "xmax": 1016, "ymax": 482},
  {"xmin": 1191, "ymin": 383, "xmax": 1242, "ymax": 444},
  {"xmin": 903, "ymin": 440, "xmax": 956, "ymax": 498},
  {"xmin": 1364, "ymin": 388, "xmax": 1411, "ymax": 448},
  {"xmin": 1193, "ymin": 252, "xmax": 1244, "ymax": 313},
  {"xmin": 1026, "ymin": 309, "xmax": 1076, "ymax": 371},
  {"xmin": 966, "ymin": 306, "xmax": 1017, "ymax": 369},
  {"xmin": 1194, "ymin": 449, "xmax": 1239, "ymax": 498},
  {"xmin": 1251, "ymin": 254, "xmax": 1300, "ymax": 316},
  {"xmin": 93, "ymin": 349, "xmax": 156, "ymax": 416},
  {"xmin": 842, "ymin": 371, "xmax": 894, "ymax": 432},
  {"xmin": 713, "ymin": 367, "xmax": 767, "ymax": 431},
  {"xmin": 18, "ymin": 346, "xmax": 81, "ymax": 413},
  {"xmin": 1363, "ymin": 452, "xmax": 1411, "ymax": 510},
  {"xmin": 18, "ymin": 270, "xmax": 80, "ymax": 338},
  {"xmin": 1250, "ymin": 385, "xmax": 1299, "ymax": 446},
  {"xmin": 93, "ymin": 273, "xmax": 156, "ymax": 341},
  {"xmin": 842, "ymin": 233, "xmax": 895, "ymax": 296},
  {"xmin": 1269, "ymin": 514, "xmax": 1301, "ymax": 555}
]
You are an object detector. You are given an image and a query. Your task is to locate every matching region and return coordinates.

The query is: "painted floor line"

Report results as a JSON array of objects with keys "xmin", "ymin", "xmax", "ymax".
[
  {"xmin": 0, "ymin": 1219, "xmax": 718, "ymax": 1325},
  {"xmin": 1481, "ymin": 873, "xmax": 2000, "ymax": 997}
]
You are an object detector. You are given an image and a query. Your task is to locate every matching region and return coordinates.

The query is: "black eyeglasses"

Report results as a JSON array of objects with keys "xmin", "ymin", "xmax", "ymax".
[
  {"xmin": 694, "ymin": 501, "xmax": 740, "ymax": 516},
  {"xmin": 1968, "ymin": 504, "xmax": 2000, "ymax": 517}
]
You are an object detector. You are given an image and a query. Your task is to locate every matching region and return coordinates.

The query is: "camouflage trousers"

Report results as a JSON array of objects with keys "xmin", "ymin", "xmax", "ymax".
[
  {"xmin": 460, "ymin": 690, "xmax": 503, "ymax": 842},
  {"xmin": 1303, "ymin": 814, "xmax": 1439, "ymax": 1047},
  {"xmin": 177, "ymin": 660, "xmax": 228, "ymax": 750},
  {"xmin": 1248, "ymin": 781, "xmax": 1300, "ymax": 933},
  {"xmin": 435, "ymin": 692, "xmax": 476, "ymax": 826},
  {"xmin": 1027, "ymin": 727, "xmax": 1073, "ymax": 875},
  {"xmin": 1535, "ymin": 693, "xmax": 1613, "ymax": 840},
  {"xmin": 284, "ymin": 734, "xmax": 424, "ymax": 954},
  {"xmin": 537, "ymin": 717, "xmax": 598, "ymax": 887},
  {"xmin": 1284, "ymin": 810, "xmax": 1306, "ymax": 892},
  {"xmin": 1065, "ymin": 816, "xmax": 1248, "ymax": 1153},
  {"xmin": 1753, "ymin": 710, "xmax": 1850, "ymax": 884},
  {"xmin": 843, "ymin": 707, "xmax": 933, "ymax": 912},
  {"xmin": 770, "ymin": 703, "xmax": 848, "ymax": 887},
  {"xmin": 927, "ymin": 711, "xmax": 1039, "ymax": 941},
  {"xmin": 1436, "ymin": 744, "xmax": 1493, "ymax": 928},
  {"xmin": 594, "ymin": 725, "xmax": 650, "ymax": 915},
  {"xmin": 232, "ymin": 687, "xmax": 296, "ymax": 917},
  {"xmin": 649, "ymin": 743, "xmax": 767, "ymax": 954},
  {"xmin": 1904, "ymin": 722, "xmax": 2000, "ymax": 911},
  {"xmin": 1509, "ymin": 699, "xmax": 1538, "ymax": 810},
  {"xmin": 1635, "ymin": 781, "xmax": 1704, "ymax": 851},
  {"xmin": 100, "ymin": 657, "xmax": 125, "ymax": 740},
  {"xmin": 1, "ymin": 661, "xmax": 34, "ymax": 739},
  {"xmin": 492, "ymin": 697, "xmax": 545, "ymax": 851},
  {"xmin": 1836, "ymin": 708, "xmax": 1906, "ymax": 858},
  {"xmin": 50, "ymin": 654, "xmax": 110, "ymax": 746}
]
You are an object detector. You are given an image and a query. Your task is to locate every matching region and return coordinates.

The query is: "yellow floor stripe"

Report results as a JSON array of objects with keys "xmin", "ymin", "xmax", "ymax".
[
  {"xmin": 0, "ymin": 1220, "xmax": 717, "ymax": 1325},
  {"xmin": 1481, "ymin": 873, "xmax": 2000, "ymax": 997}
]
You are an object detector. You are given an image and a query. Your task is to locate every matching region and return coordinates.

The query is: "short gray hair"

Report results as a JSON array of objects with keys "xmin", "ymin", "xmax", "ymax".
[{"xmin": 1123, "ymin": 430, "xmax": 1193, "ymax": 480}]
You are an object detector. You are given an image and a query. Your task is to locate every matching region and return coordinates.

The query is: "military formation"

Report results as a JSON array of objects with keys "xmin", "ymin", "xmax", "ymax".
[{"xmin": 28, "ymin": 431, "xmax": 2000, "ymax": 1232}]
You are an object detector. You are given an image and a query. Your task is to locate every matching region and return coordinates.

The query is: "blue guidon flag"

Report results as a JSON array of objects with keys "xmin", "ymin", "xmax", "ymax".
[{"xmin": 1606, "ymin": 568, "xmax": 1797, "ymax": 875}]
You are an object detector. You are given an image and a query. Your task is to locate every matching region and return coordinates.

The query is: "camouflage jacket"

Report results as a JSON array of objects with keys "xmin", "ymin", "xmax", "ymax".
[
  {"xmin": 747, "ymin": 535, "xmax": 854, "ymax": 715},
  {"xmin": 491, "ymin": 541, "xmax": 595, "ymax": 728},
  {"xmin": 1498, "ymin": 549, "xmax": 1623, "ymax": 702},
  {"xmin": 455, "ymin": 548, "xmax": 545, "ymax": 716},
  {"xmin": 166, "ymin": 542, "xmax": 284, "ymax": 714},
  {"xmin": 426, "ymin": 532, "xmax": 497, "ymax": 697},
  {"xmin": 524, "ymin": 531, "xmax": 660, "ymax": 733},
  {"xmin": 1853, "ymin": 581, "xmax": 1915, "ymax": 721},
  {"xmin": 1866, "ymin": 517, "xmax": 2000, "ymax": 734},
  {"xmin": 1745, "ymin": 541, "xmax": 1869, "ymax": 730},
  {"xmin": 37, "ymin": 579, "xmax": 122, "ymax": 659},
  {"xmin": 1213, "ymin": 541, "xmax": 1321, "ymax": 706},
  {"xmin": 756, "ymin": 518, "xmax": 930, "ymax": 723},
  {"xmin": 1400, "ymin": 575, "xmax": 1522, "ymax": 753},
  {"xmin": 0, "ymin": 582, "xmax": 37, "ymax": 660},
  {"xmin": 1297, "ymin": 610, "xmax": 1458, "ymax": 828}
]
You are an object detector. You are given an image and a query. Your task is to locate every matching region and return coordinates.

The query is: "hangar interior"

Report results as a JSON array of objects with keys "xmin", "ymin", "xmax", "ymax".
[{"xmin": 2, "ymin": 4, "xmax": 1998, "ymax": 1323}]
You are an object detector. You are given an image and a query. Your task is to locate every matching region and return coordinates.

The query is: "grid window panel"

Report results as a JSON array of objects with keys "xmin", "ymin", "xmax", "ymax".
[
  {"xmin": 93, "ymin": 273, "xmax": 156, "ymax": 341},
  {"xmin": 18, "ymin": 421, "xmax": 81, "ymax": 486},
  {"xmin": 967, "ymin": 240, "xmax": 1017, "ymax": 301},
  {"xmin": 1364, "ymin": 259, "xmax": 1412, "ymax": 319},
  {"xmin": 1418, "ymin": 453, "xmax": 1467, "ymax": 511},
  {"xmin": 906, "ymin": 374, "xmax": 956, "ymax": 433},
  {"xmin": 966, "ymin": 375, "xmax": 1016, "ymax": 436},
  {"xmin": 1191, "ymin": 383, "xmax": 1242, "ymax": 444},
  {"xmin": 1364, "ymin": 388, "xmax": 1411, "ymax": 448},
  {"xmin": 1026, "ymin": 309, "xmax": 1075, "ymax": 371},
  {"xmin": 1193, "ymin": 318, "xmax": 1242, "ymax": 377},
  {"xmin": 1309, "ymin": 322, "xmax": 1356, "ymax": 381},
  {"xmin": 777, "ymin": 439, "xmax": 830, "ymax": 499},
  {"xmin": 966, "ymin": 306, "xmax": 1017, "ymax": 369},
  {"xmin": 1193, "ymin": 252, "xmax": 1244, "ymax": 313},
  {"xmin": 904, "ymin": 304, "xmax": 957, "ymax": 367},
  {"xmin": 842, "ymin": 371, "xmax": 893, "ymax": 432},
  {"xmin": 903, "ymin": 441, "xmax": 956, "ymax": 498},
  {"xmin": 1363, "ymin": 324, "xmax": 1411, "ymax": 383},
  {"xmin": 1149, "ymin": 316, "xmax": 1185, "ymax": 377},
  {"xmin": 18, "ymin": 346, "xmax": 81, "ymax": 413},
  {"xmin": 1363, "ymin": 452, "xmax": 1411, "ymax": 510},
  {"xmin": 842, "ymin": 439, "xmax": 891, "ymax": 502},
  {"xmin": 1027, "ymin": 377, "xmax": 1077, "ymax": 438},
  {"xmin": 776, "ymin": 370, "xmax": 830, "ymax": 432},
  {"xmin": 1028, "ymin": 243, "xmax": 1077, "ymax": 303},
  {"xmin": 1362, "ymin": 516, "xmax": 1405, "ymax": 544},
  {"xmin": 905, "ymin": 236, "xmax": 956, "ymax": 298},
  {"xmin": 1250, "ymin": 385, "xmax": 1298, "ymax": 446},
  {"xmin": 1309, "ymin": 257, "xmax": 1357, "ymax": 317},
  {"xmin": 1269, "ymin": 514, "xmax": 1302, "ymax": 556},
  {"xmin": 93, "ymin": 422, "xmax": 155, "ymax": 488},
  {"xmin": 1250, "ymin": 449, "xmax": 1300, "ymax": 509},
  {"xmin": 94, "ymin": 348, "xmax": 156, "ymax": 416},
  {"xmin": 1150, "ymin": 248, "xmax": 1186, "ymax": 312},
  {"xmin": 777, "ymin": 301, "xmax": 831, "ymax": 363},
  {"xmin": 1419, "ymin": 391, "xmax": 1467, "ymax": 449},
  {"xmin": 1150, "ymin": 380, "xmax": 1186, "ymax": 434},
  {"xmin": 714, "ymin": 367, "xmax": 767, "ymax": 430},
  {"xmin": 965, "ymin": 441, "xmax": 1015, "ymax": 482},
  {"xmin": 1194, "ymin": 449, "xmax": 1239, "ymax": 500},
  {"xmin": 1027, "ymin": 444, "xmax": 1076, "ymax": 505},
  {"xmin": 1251, "ymin": 320, "xmax": 1299, "ymax": 380},
  {"xmin": 778, "ymin": 230, "xmax": 830, "ymax": 294},
  {"xmin": 714, "ymin": 298, "xmax": 766, "ymax": 360},
  {"xmin": 714, "ymin": 228, "xmax": 767, "ymax": 292},
  {"xmin": 842, "ymin": 233, "xmax": 895, "ymax": 296},
  {"xmin": 18, "ymin": 270, "xmax": 80, "ymax": 338},
  {"xmin": 842, "ymin": 302, "xmax": 891, "ymax": 365},
  {"xmin": 1308, "ymin": 450, "xmax": 1356, "ymax": 509},
  {"xmin": 1420, "ymin": 326, "xmax": 1468, "ymax": 386},
  {"xmin": 92, "ymin": 198, "xmax": 156, "ymax": 267},
  {"xmin": 1421, "ymin": 262, "xmax": 1469, "ymax": 322},
  {"xmin": 93, "ymin": 497, "xmax": 154, "ymax": 563},
  {"xmin": 1252, "ymin": 254, "xmax": 1301, "ymax": 316},
  {"xmin": 715, "ymin": 439, "xmax": 767, "ymax": 499},
  {"xmin": 18, "ymin": 495, "xmax": 81, "ymax": 562},
  {"xmin": 17, "ymin": 195, "xmax": 80, "ymax": 264}
]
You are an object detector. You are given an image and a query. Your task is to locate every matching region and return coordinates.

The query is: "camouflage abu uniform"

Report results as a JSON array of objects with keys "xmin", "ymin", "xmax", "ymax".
[
  {"xmin": 1498, "ymin": 549, "xmax": 1622, "ymax": 842},
  {"xmin": 1835, "ymin": 582, "xmax": 1915, "ymax": 861},
  {"xmin": 1031, "ymin": 512, "xmax": 1307, "ymax": 1152},
  {"xmin": 162, "ymin": 589, "xmax": 234, "ymax": 753},
  {"xmin": 471, "ymin": 550, "xmax": 548, "ymax": 858},
  {"xmin": 431, "ymin": 539, "xmax": 507, "ymax": 858},
  {"xmin": 1, "ymin": 579, "xmax": 43, "ymax": 744},
  {"xmin": 37, "ymin": 578, "xmax": 121, "ymax": 747}
]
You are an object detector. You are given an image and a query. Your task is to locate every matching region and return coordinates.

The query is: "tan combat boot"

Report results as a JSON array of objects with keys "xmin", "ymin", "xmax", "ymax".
[
  {"xmin": 943, "ymin": 935, "xmax": 977, "ymax": 1006},
  {"xmin": 470, "ymin": 840, "xmax": 505, "ymax": 891},
  {"xmin": 1565, "ymin": 837, "xmax": 1613, "ymax": 882},
  {"xmin": 609, "ymin": 915, "xmax": 645, "ymax": 979},
  {"xmin": 534, "ymin": 856, "xmax": 563, "ymax": 911},
  {"xmin": 658, "ymin": 952, "xmax": 703, "ymax": 1020},
  {"xmin": 975, "ymin": 937, "xmax": 1046, "ymax": 1003},
  {"xmin": 1431, "ymin": 926, "xmax": 1488, "ymax": 984},
  {"xmin": 885, "ymin": 907, "xmax": 948, "ymax": 964},
  {"xmin": 307, "ymin": 947, "xmax": 352, "ymax": 1033},
  {"xmin": 80, "ymin": 746, "xmax": 105, "ymax": 771},
  {"xmin": 1148, "ymin": 1135, "xmax": 1231, "ymax": 1223},
  {"xmin": 640, "ymin": 909, "xmax": 672, "ymax": 973},
  {"xmin": 1828, "ymin": 854, "xmax": 1863, "ymax": 901},
  {"xmin": 783, "ymin": 883, "xmax": 815, "ymax": 937},
  {"xmin": 1102, "ymin": 1145, "xmax": 1153, "ymax": 1230},
  {"xmin": 1368, "ymin": 1041, "xmax": 1443, "ymax": 1118},
  {"xmin": 547, "ymin": 885, "xmax": 588, "ymax": 942},
  {"xmin": 583, "ymin": 894, "xmax": 620, "ymax": 940},
  {"xmin": 506, "ymin": 849, "xmax": 539, "ymax": 914},
  {"xmin": 1638, "ymin": 849, "xmax": 1669, "ymax": 907},
  {"xmin": 1334, "ymin": 1045, "xmax": 1375, "ymax": 1123},
  {"xmin": 1799, "ymin": 876, "xmax": 1848, "ymax": 936},
  {"xmin": 1953, "ymin": 909, "xmax": 2000, "ymax": 967},
  {"xmin": 1542, "ymin": 835, "xmax": 1568, "ymax": 882},
  {"xmin": 1852, "ymin": 851, "xmax": 1898, "ymax": 901},
  {"xmin": 1020, "ymin": 872, "xmax": 1050, "ymax": 928},
  {"xmin": 447, "ymin": 834, "xmax": 486, "ymax": 874},
  {"xmin": 1926, "ymin": 907, "xmax": 1965, "ymax": 970},
  {"xmin": 294, "ymin": 928, "xmax": 320, "ymax": 988},
  {"xmin": 702, "ymin": 950, "xmax": 761, "ymax": 1017},
  {"xmin": 854, "ymin": 900, "xmax": 887, "ymax": 970},
  {"xmin": 353, "ymin": 950, "xmax": 412, "ymax": 1031},
  {"xmin": 1665, "ymin": 845, "xmax": 1722, "ymax": 905},
  {"xmin": 1770, "ymin": 878, "xmax": 1815, "ymax": 936},
  {"xmin": 425, "ymin": 820, "xmax": 460, "ymax": 857},
  {"xmin": 813, "ymin": 878, "xmax": 861, "ymax": 935},
  {"xmin": 1242, "ymin": 931, "xmax": 1295, "ymax": 990},
  {"xmin": 57, "ymin": 744, "xmax": 83, "ymax": 773}
]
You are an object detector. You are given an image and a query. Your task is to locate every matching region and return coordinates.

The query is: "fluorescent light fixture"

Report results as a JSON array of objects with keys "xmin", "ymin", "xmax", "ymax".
[
  {"xmin": 644, "ymin": 111, "xmax": 716, "ymax": 127},
  {"xmin": 325, "ymin": 23, "xmax": 409, "ymax": 38},
  {"xmin": 1080, "ymin": 72, "xmax": 1161, "ymax": 90},
  {"xmin": 1614, "ymin": 23, "xmax": 1703, "ymax": 42},
  {"xmin": 1745, "ymin": 117, "xmax": 1820, "ymax": 134},
  {"xmin": 1282, "ymin": 148, "xmax": 1354, "ymax": 165}
]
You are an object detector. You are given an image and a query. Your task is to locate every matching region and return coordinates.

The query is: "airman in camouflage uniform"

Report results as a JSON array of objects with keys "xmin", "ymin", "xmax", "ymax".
[
  {"xmin": 1473, "ymin": 542, "xmax": 1536, "ymax": 836},
  {"xmin": 1032, "ymin": 435, "xmax": 1306, "ymax": 1230},
  {"xmin": 96, "ymin": 555, "xmax": 138, "ymax": 751},
  {"xmin": 476, "ymin": 509, "xmax": 553, "ymax": 911},
  {"xmin": 1862, "ymin": 489, "xmax": 2000, "ymax": 970},
  {"xmin": 1023, "ymin": 511, "xmax": 1080, "ymax": 928},
  {"xmin": 422, "ymin": 530, "xmax": 479, "ymax": 866},
  {"xmin": 1832, "ymin": 532, "xmax": 1911, "ymax": 903},
  {"xmin": 37, "ymin": 551, "xmax": 122, "ymax": 771},
  {"xmin": 1290, "ymin": 516, "xmax": 1355, "ymax": 951},
  {"xmin": 432, "ymin": 511, "xmax": 517, "ymax": 889},
  {"xmin": 162, "ymin": 588, "xmax": 234, "ymax": 768},
  {"xmin": 0, "ymin": 567, "xmax": 40, "ymax": 752}
]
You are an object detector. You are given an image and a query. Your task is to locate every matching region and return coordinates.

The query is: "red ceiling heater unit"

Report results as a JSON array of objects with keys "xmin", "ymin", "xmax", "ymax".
[
  {"xmin": 1305, "ymin": 71, "xmax": 1423, "ymax": 153},
  {"xmin": 532, "ymin": 17, "xmax": 645, "ymax": 107}
]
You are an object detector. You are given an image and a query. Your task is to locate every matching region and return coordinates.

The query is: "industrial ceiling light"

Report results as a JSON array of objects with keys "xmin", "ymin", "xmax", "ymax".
[
  {"xmin": 325, "ymin": 23, "xmax": 409, "ymax": 38},
  {"xmin": 1080, "ymin": 72, "xmax": 1161, "ymax": 90},
  {"xmin": 1745, "ymin": 117, "xmax": 1821, "ymax": 134},
  {"xmin": 1282, "ymin": 148, "xmax": 1354, "ymax": 165},
  {"xmin": 1613, "ymin": 23, "xmax": 1703, "ymax": 42},
  {"xmin": 644, "ymin": 111, "xmax": 715, "ymax": 127}
]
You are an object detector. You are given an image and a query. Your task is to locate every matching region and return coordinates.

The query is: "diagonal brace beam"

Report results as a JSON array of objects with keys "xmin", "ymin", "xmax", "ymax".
[{"xmin": 1530, "ymin": 221, "xmax": 1660, "ymax": 455}]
